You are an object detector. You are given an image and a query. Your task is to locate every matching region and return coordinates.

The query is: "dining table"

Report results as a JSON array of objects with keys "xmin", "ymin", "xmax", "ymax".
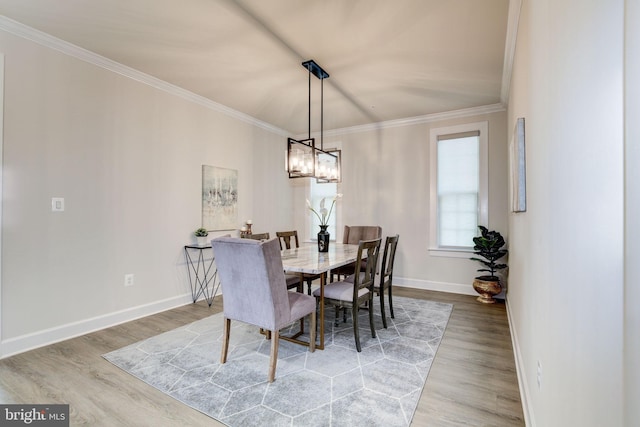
[{"xmin": 280, "ymin": 242, "xmax": 359, "ymax": 350}]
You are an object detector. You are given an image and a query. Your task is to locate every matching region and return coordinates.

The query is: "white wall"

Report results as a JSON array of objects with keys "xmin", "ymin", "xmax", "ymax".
[
  {"xmin": 507, "ymin": 0, "xmax": 625, "ymax": 425},
  {"xmin": 0, "ymin": 28, "xmax": 293, "ymax": 357},
  {"xmin": 625, "ymin": 0, "xmax": 640, "ymax": 424}
]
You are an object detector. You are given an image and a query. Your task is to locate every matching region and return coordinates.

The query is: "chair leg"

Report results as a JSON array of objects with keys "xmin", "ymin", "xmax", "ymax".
[
  {"xmin": 297, "ymin": 276, "xmax": 306, "ymax": 333},
  {"xmin": 268, "ymin": 330, "xmax": 279, "ymax": 383},
  {"xmin": 353, "ymin": 305, "xmax": 361, "ymax": 352},
  {"xmin": 380, "ymin": 288, "xmax": 388, "ymax": 329},
  {"xmin": 369, "ymin": 296, "xmax": 377, "ymax": 339},
  {"xmin": 309, "ymin": 311, "xmax": 316, "ymax": 352},
  {"xmin": 388, "ymin": 285, "xmax": 394, "ymax": 319},
  {"xmin": 221, "ymin": 317, "xmax": 231, "ymax": 364}
]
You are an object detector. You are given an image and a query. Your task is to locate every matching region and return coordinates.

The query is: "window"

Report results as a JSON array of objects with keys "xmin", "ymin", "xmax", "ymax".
[
  {"xmin": 429, "ymin": 122, "xmax": 488, "ymax": 256},
  {"xmin": 308, "ymin": 180, "xmax": 338, "ymax": 240}
]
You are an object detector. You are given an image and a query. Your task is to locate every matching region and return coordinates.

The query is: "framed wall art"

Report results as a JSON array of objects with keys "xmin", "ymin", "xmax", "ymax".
[
  {"xmin": 510, "ymin": 117, "xmax": 527, "ymax": 212},
  {"xmin": 202, "ymin": 165, "xmax": 238, "ymax": 230}
]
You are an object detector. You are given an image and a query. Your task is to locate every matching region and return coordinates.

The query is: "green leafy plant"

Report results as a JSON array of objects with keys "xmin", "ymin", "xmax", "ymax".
[
  {"xmin": 306, "ymin": 194, "xmax": 342, "ymax": 226},
  {"xmin": 194, "ymin": 227, "xmax": 209, "ymax": 237},
  {"xmin": 470, "ymin": 226, "xmax": 508, "ymax": 280}
]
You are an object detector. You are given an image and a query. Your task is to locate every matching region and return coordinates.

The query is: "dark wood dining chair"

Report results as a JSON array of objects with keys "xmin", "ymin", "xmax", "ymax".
[
  {"xmin": 313, "ymin": 238, "xmax": 381, "ymax": 352},
  {"xmin": 345, "ymin": 234, "xmax": 399, "ymax": 329},
  {"xmin": 242, "ymin": 232, "xmax": 270, "ymax": 241},
  {"xmin": 276, "ymin": 230, "xmax": 322, "ymax": 295},
  {"xmin": 211, "ymin": 237, "xmax": 316, "ymax": 382},
  {"xmin": 330, "ymin": 225, "xmax": 382, "ymax": 282},
  {"xmin": 375, "ymin": 234, "xmax": 399, "ymax": 329},
  {"xmin": 275, "ymin": 230, "xmax": 299, "ymax": 250}
]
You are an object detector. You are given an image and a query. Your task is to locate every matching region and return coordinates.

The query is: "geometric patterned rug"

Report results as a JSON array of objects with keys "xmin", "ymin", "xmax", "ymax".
[{"xmin": 103, "ymin": 296, "xmax": 452, "ymax": 427}]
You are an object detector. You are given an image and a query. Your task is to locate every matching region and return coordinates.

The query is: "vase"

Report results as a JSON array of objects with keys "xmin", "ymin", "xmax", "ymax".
[
  {"xmin": 197, "ymin": 236, "xmax": 209, "ymax": 246},
  {"xmin": 472, "ymin": 277, "xmax": 502, "ymax": 304},
  {"xmin": 317, "ymin": 225, "xmax": 330, "ymax": 252}
]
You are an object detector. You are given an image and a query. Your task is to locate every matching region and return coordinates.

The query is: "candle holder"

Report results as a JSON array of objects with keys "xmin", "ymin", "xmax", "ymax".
[{"xmin": 240, "ymin": 221, "xmax": 253, "ymax": 238}]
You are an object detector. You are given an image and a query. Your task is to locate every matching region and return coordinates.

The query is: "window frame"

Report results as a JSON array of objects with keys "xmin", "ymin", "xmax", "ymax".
[{"xmin": 429, "ymin": 121, "xmax": 488, "ymax": 258}]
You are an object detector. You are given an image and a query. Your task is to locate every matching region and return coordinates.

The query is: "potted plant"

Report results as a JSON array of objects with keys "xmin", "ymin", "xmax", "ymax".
[
  {"xmin": 470, "ymin": 225, "xmax": 508, "ymax": 303},
  {"xmin": 194, "ymin": 227, "xmax": 209, "ymax": 246}
]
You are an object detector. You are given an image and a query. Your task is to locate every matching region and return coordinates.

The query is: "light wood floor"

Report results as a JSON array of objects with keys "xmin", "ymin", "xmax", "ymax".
[{"xmin": 0, "ymin": 288, "xmax": 524, "ymax": 426}]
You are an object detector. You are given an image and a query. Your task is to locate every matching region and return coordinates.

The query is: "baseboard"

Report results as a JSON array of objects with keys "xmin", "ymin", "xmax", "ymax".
[
  {"xmin": 0, "ymin": 293, "xmax": 199, "ymax": 359},
  {"xmin": 394, "ymin": 276, "xmax": 478, "ymax": 296},
  {"xmin": 506, "ymin": 296, "xmax": 535, "ymax": 427}
]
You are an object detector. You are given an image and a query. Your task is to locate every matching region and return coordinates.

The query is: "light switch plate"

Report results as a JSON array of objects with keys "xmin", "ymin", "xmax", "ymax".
[{"xmin": 51, "ymin": 197, "xmax": 64, "ymax": 212}]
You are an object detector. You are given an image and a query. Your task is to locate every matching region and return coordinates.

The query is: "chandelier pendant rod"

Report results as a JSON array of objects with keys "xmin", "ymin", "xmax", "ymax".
[
  {"xmin": 321, "ymin": 76, "xmax": 324, "ymax": 151},
  {"xmin": 308, "ymin": 66, "xmax": 312, "ymax": 140}
]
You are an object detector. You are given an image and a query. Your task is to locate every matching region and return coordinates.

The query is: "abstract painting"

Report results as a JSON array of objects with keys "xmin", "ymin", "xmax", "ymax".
[{"xmin": 202, "ymin": 165, "xmax": 238, "ymax": 230}]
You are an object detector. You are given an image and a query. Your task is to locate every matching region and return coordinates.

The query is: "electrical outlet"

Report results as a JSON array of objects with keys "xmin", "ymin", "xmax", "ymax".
[
  {"xmin": 537, "ymin": 360, "xmax": 542, "ymax": 389},
  {"xmin": 124, "ymin": 274, "xmax": 134, "ymax": 287}
]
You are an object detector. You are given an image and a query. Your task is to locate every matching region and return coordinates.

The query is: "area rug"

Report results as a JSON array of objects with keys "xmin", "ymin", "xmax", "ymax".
[{"xmin": 103, "ymin": 296, "xmax": 452, "ymax": 427}]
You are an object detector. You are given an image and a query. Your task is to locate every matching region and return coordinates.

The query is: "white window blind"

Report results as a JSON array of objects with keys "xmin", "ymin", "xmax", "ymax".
[{"xmin": 437, "ymin": 133, "xmax": 479, "ymax": 247}]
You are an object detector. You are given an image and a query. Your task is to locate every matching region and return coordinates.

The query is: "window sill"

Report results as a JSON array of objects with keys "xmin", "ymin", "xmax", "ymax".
[{"xmin": 428, "ymin": 247, "xmax": 473, "ymax": 258}]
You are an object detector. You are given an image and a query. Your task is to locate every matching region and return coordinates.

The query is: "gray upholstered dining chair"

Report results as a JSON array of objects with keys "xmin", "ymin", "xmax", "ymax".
[
  {"xmin": 211, "ymin": 237, "xmax": 316, "ymax": 382},
  {"xmin": 276, "ymin": 230, "xmax": 322, "ymax": 295},
  {"xmin": 313, "ymin": 238, "xmax": 381, "ymax": 352},
  {"xmin": 330, "ymin": 225, "xmax": 382, "ymax": 282}
]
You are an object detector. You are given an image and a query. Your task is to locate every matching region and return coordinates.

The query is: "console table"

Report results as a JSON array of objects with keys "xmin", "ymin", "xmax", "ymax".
[{"xmin": 184, "ymin": 243, "xmax": 220, "ymax": 306}]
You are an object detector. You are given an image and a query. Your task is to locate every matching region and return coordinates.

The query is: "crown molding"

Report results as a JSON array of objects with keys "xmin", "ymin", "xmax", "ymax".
[
  {"xmin": 0, "ymin": 16, "xmax": 289, "ymax": 136},
  {"xmin": 500, "ymin": 0, "xmax": 523, "ymax": 104},
  {"xmin": 321, "ymin": 103, "xmax": 506, "ymax": 137}
]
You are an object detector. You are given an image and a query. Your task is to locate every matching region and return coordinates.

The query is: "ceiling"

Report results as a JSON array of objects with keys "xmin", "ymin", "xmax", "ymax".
[{"xmin": 0, "ymin": 0, "xmax": 511, "ymax": 135}]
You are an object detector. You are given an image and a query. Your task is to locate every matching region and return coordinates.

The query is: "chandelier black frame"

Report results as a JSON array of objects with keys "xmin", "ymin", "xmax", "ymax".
[{"xmin": 286, "ymin": 60, "xmax": 341, "ymax": 183}]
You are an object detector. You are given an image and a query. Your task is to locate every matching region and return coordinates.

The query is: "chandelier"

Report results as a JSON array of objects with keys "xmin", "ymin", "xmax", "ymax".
[{"xmin": 286, "ymin": 60, "xmax": 341, "ymax": 183}]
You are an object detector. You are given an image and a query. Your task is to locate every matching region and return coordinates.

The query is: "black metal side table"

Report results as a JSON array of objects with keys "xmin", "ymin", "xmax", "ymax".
[{"xmin": 184, "ymin": 243, "xmax": 219, "ymax": 307}]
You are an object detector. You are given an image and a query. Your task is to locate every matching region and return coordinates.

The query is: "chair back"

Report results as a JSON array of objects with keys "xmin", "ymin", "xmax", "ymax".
[
  {"xmin": 352, "ymin": 238, "xmax": 382, "ymax": 296},
  {"xmin": 380, "ymin": 235, "xmax": 399, "ymax": 290},
  {"xmin": 242, "ymin": 232, "xmax": 270, "ymax": 241},
  {"xmin": 211, "ymin": 237, "xmax": 290, "ymax": 331},
  {"xmin": 275, "ymin": 230, "xmax": 299, "ymax": 250},
  {"xmin": 343, "ymin": 226, "xmax": 382, "ymax": 244}
]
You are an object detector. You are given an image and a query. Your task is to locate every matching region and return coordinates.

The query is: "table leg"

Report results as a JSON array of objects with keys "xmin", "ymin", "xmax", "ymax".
[
  {"xmin": 272, "ymin": 271, "xmax": 326, "ymax": 350},
  {"xmin": 184, "ymin": 246, "xmax": 219, "ymax": 307},
  {"xmin": 319, "ymin": 272, "xmax": 325, "ymax": 350},
  {"xmin": 184, "ymin": 248, "xmax": 201, "ymax": 302}
]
